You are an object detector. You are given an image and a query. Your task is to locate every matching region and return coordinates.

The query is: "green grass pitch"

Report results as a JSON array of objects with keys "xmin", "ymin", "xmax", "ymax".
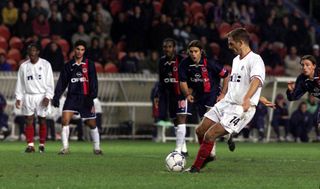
[{"xmin": 0, "ymin": 141, "xmax": 319, "ymax": 189}]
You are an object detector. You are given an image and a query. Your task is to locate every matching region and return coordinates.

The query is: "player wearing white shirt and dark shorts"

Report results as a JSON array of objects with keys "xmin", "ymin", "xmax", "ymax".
[
  {"xmin": 15, "ymin": 43, "xmax": 54, "ymax": 153},
  {"xmin": 185, "ymin": 28, "xmax": 266, "ymax": 173}
]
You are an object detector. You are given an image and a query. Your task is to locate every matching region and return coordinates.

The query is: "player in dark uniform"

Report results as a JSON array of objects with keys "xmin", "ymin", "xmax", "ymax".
[
  {"xmin": 156, "ymin": 38, "xmax": 189, "ymax": 155},
  {"xmin": 179, "ymin": 40, "xmax": 229, "ymax": 160},
  {"xmin": 52, "ymin": 40, "xmax": 102, "ymax": 155},
  {"xmin": 286, "ymin": 55, "xmax": 320, "ymax": 131}
]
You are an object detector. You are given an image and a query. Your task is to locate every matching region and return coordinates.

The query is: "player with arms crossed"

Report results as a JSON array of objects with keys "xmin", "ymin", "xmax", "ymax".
[
  {"xmin": 15, "ymin": 43, "xmax": 54, "ymax": 153},
  {"xmin": 52, "ymin": 40, "xmax": 102, "ymax": 155},
  {"xmin": 286, "ymin": 55, "xmax": 320, "ymax": 130},
  {"xmin": 156, "ymin": 38, "xmax": 189, "ymax": 155},
  {"xmin": 179, "ymin": 40, "xmax": 230, "ymax": 160},
  {"xmin": 185, "ymin": 28, "xmax": 265, "ymax": 173}
]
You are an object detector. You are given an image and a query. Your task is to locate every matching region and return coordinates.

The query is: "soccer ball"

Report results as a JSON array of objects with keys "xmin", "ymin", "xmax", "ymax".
[{"xmin": 165, "ymin": 152, "xmax": 186, "ymax": 172}]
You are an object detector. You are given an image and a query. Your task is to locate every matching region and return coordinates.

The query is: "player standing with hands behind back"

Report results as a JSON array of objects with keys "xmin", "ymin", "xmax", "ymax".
[
  {"xmin": 52, "ymin": 40, "xmax": 102, "ymax": 155},
  {"xmin": 15, "ymin": 43, "xmax": 54, "ymax": 153},
  {"xmin": 185, "ymin": 28, "xmax": 265, "ymax": 173}
]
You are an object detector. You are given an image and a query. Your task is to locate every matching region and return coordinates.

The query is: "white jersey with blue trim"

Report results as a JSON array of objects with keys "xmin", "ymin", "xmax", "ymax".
[{"xmin": 224, "ymin": 51, "xmax": 265, "ymax": 106}]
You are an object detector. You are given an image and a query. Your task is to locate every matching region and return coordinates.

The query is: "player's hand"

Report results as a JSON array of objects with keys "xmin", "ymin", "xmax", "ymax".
[
  {"xmin": 242, "ymin": 97, "xmax": 250, "ymax": 112},
  {"xmin": 287, "ymin": 81, "xmax": 295, "ymax": 92},
  {"xmin": 42, "ymin": 97, "xmax": 50, "ymax": 107},
  {"xmin": 15, "ymin": 100, "xmax": 21, "ymax": 109},
  {"xmin": 216, "ymin": 93, "xmax": 225, "ymax": 102},
  {"xmin": 52, "ymin": 98, "xmax": 59, "ymax": 108},
  {"xmin": 259, "ymin": 96, "xmax": 276, "ymax": 109},
  {"xmin": 186, "ymin": 94, "xmax": 194, "ymax": 103},
  {"xmin": 154, "ymin": 97, "xmax": 159, "ymax": 108}
]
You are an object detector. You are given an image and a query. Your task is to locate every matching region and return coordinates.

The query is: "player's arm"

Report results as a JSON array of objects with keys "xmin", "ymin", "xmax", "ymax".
[
  {"xmin": 52, "ymin": 64, "xmax": 69, "ymax": 107},
  {"xmin": 43, "ymin": 63, "xmax": 55, "ymax": 107},
  {"xmin": 88, "ymin": 60, "xmax": 98, "ymax": 99},
  {"xmin": 243, "ymin": 77, "xmax": 261, "ymax": 111},
  {"xmin": 259, "ymin": 96, "xmax": 276, "ymax": 109},
  {"xmin": 286, "ymin": 75, "xmax": 307, "ymax": 101},
  {"xmin": 217, "ymin": 67, "xmax": 230, "ymax": 102},
  {"xmin": 15, "ymin": 66, "xmax": 25, "ymax": 109},
  {"xmin": 179, "ymin": 59, "xmax": 194, "ymax": 102}
]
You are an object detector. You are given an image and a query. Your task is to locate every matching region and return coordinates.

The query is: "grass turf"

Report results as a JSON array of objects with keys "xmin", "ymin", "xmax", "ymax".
[{"xmin": 0, "ymin": 141, "xmax": 319, "ymax": 189}]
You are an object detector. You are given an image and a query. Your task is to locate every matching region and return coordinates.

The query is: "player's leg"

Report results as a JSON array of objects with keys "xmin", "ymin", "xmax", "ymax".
[
  {"xmin": 174, "ymin": 97, "xmax": 189, "ymax": 154},
  {"xmin": 59, "ymin": 111, "xmax": 74, "ymax": 154},
  {"xmin": 85, "ymin": 118, "xmax": 102, "ymax": 155},
  {"xmin": 24, "ymin": 115, "xmax": 35, "ymax": 153},
  {"xmin": 37, "ymin": 116, "xmax": 47, "ymax": 153}
]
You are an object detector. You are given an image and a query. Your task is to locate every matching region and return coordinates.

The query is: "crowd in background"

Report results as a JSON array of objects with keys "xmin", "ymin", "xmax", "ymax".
[{"xmin": 0, "ymin": 0, "xmax": 319, "ymax": 75}]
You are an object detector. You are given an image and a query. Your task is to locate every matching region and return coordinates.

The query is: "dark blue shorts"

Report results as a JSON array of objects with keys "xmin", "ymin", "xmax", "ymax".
[
  {"xmin": 63, "ymin": 95, "xmax": 96, "ymax": 120},
  {"xmin": 158, "ymin": 91, "xmax": 181, "ymax": 120},
  {"xmin": 185, "ymin": 93, "xmax": 217, "ymax": 118}
]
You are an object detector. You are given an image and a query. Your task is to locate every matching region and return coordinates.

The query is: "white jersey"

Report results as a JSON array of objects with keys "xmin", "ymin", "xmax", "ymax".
[
  {"xmin": 224, "ymin": 51, "xmax": 265, "ymax": 106},
  {"xmin": 15, "ymin": 58, "xmax": 54, "ymax": 101}
]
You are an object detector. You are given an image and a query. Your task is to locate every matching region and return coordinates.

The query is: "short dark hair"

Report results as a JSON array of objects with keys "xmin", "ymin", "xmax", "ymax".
[
  {"xmin": 74, "ymin": 40, "xmax": 87, "ymax": 50},
  {"xmin": 163, "ymin": 38, "xmax": 176, "ymax": 47},
  {"xmin": 187, "ymin": 40, "xmax": 203, "ymax": 50},
  {"xmin": 301, "ymin": 55, "xmax": 316, "ymax": 65},
  {"xmin": 227, "ymin": 28, "xmax": 250, "ymax": 44},
  {"xmin": 27, "ymin": 43, "xmax": 40, "ymax": 51}
]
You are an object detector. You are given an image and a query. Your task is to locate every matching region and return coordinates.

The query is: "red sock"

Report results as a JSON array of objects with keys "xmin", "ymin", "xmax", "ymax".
[
  {"xmin": 192, "ymin": 140, "xmax": 214, "ymax": 170},
  {"xmin": 25, "ymin": 124, "xmax": 34, "ymax": 144},
  {"xmin": 39, "ymin": 124, "xmax": 47, "ymax": 145}
]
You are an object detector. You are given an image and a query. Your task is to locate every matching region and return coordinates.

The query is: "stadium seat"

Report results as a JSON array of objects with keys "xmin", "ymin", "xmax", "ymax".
[
  {"xmin": 218, "ymin": 22, "xmax": 232, "ymax": 39},
  {"xmin": 41, "ymin": 38, "xmax": 51, "ymax": 49},
  {"xmin": 7, "ymin": 59, "xmax": 17, "ymax": 71},
  {"xmin": 0, "ymin": 25, "xmax": 11, "ymax": 40},
  {"xmin": 0, "ymin": 36, "xmax": 8, "ymax": 50},
  {"xmin": 190, "ymin": 1, "xmax": 203, "ymax": 15},
  {"xmin": 95, "ymin": 62, "xmax": 104, "ymax": 73},
  {"xmin": 9, "ymin": 37, "xmax": 23, "ymax": 50},
  {"xmin": 57, "ymin": 38, "xmax": 70, "ymax": 54},
  {"xmin": 104, "ymin": 63, "xmax": 118, "ymax": 73},
  {"xmin": 231, "ymin": 22, "xmax": 242, "ymax": 30},
  {"xmin": 110, "ymin": 0, "xmax": 122, "ymax": 16},
  {"xmin": 7, "ymin": 48, "xmax": 22, "ymax": 63},
  {"xmin": 153, "ymin": 1, "xmax": 162, "ymax": 14}
]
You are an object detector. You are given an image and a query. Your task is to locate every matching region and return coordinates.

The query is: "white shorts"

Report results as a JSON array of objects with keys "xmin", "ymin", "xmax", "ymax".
[
  {"xmin": 22, "ymin": 94, "xmax": 51, "ymax": 117},
  {"xmin": 204, "ymin": 99, "xmax": 256, "ymax": 134}
]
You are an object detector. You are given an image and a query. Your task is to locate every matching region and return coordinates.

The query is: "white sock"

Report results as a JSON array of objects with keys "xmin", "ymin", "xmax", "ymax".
[
  {"xmin": 210, "ymin": 142, "xmax": 216, "ymax": 157},
  {"xmin": 174, "ymin": 124, "xmax": 186, "ymax": 153},
  {"xmin": 61, "ymin": 125, "xmax": 70, "ymax": 149},
  {"xmin": 90, "ymin": 127, "xmax": 100, "ymax": 150},
  {"xmin": 182, "ymin": 141, "xmax": 187, "ymax": 153},
  {"xmin": 28, "ymin": 143, "xmax": 34, "ymax": 147}
]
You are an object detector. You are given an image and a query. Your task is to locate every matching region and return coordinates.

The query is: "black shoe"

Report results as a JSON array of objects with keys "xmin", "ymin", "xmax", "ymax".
[
  {"xmin": 39, "ymin": 146, "xmax": 45, "ymax": 153},
  {"xmin": 93, "ymin": 149, "xmax": 103, "ymax": 155},
  {"xmin": 227, "ymin": 136, "xmax": 236, "ymax": 152},
  {"xmin": 184, "ymin": 166, "xmax": 200, "ymax": 173},
  {"xmin": 200, "ymin": 156, "xmax": 216, "ymax": 169},
  {"xmin": 25, "ymin": 146, "xmax": 35, "ymax": 153},
  {"xmin": 181, "ymin": 151, "xmax": 189, "ymax": 157}
]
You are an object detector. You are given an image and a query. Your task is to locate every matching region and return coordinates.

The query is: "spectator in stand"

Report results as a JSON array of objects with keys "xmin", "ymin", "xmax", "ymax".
[
  {"xmin": 20, "ymin": 2, "xmax": 30, "ymax": 16},
  {"xmin": 71, "ymin": 24, "xmax": 91, "ymax": 47},
  {"xmin": 49, "ymin": 9, "xmax": 64, "ymax": 36},
  {"xmin": 110, "ymin": 12, "xmax": 127, "ymax": 44},
  {"xmin": 261, "ymin": 42, "xmax": 284, "ymax": 75},
  {"xmin": 2, "ymin": 0, "xmax": 18, "ymax": 30},
  {"xmin": 61, "ymin": 12, "xmax": 77, "ymax": 43},
  {"xmin": 272, "ymin": 94, "xmax": 290, "ymax": 141},
  {"xmin": 79, "ymin": 12, "xmax": 92, "ymax": 34},
  {"xmin": 0, "ymin": 53, "xmax": 12, "ymax": 71},
  {"xmin": 90, "ymin": 25, "xmax": 108, "ymax": 48},
  {"xmin": 101, "ymin": 37, "xmax": 118, "ymax": 65},
  {"xmin": 290, "ymin": 102, "xmax": 312, "ymax": 142},
  {"xmin": 13, "ymin": 11, "xmax": 33, "ymax": 41},
  {"xmin": 87, "ymin": 37, "xmax": 103, "ymax": 63},
  {"xmin": 284, "ymin": 46, "xmax": 301, "ymax": 76},
  {"xmin": 260, "ymin": 16, "xmax": 277, "ymax": 42},
  {"xmin": 94, "ymin": 3, "xmax": 113, "ymax": 37},
  {"xmin": 285, "ymin": 24, "xmax": 302, "ymax": 52},
  {"xmin": 42, "ymin": 42, "xmax": 64, "ymax": 72},
  {"xmin": 32, "ymin": 13, "xmax": 50, "ymax": 38},
  {"xmin": 150, "ymin": 14, "xmax": 173, "ymax": 51},
  {"xmin": 276, "ymin": 15, "xmax": 290, "ymax": 43},
  {"xmin": 119, "ymin": 51, "xmax": 140, "ymax": 73},
  {"xmin": 29, "ymin": 0, "xmax": 48, "ymax": 20},
  {"xmin": 312, "ymin": 44, "xmax": 320, "ymax": 64},
  {"xmin": 305, "ymin": 94, "xmax": 320, "ymax": 142},
  {"xmin": 140, "ymin": 50, "xmax": 159, "ymax": 74},
  {"xmin": 48, "ymin": 2, "xmax": 62, "ymax": 21}
]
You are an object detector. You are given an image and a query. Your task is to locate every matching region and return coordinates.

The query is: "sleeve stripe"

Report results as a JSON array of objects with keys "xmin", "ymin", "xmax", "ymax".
[{"xmin": 250, "ymin": 75, "xmax": 264, "ymax": 87}]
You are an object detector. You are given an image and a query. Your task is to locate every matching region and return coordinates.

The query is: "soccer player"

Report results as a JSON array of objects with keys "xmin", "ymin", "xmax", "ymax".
[
  {"xmin": 15, "ymin": 43, "xmax": 54, "ymax": 153},
  {"xmin": 157, "ymin": 38, "xmax": 189, "ymax": 155},
  {"xmin": 185, "ymin": 28, "xmax": 265, "ymax": 173},
  {"xmin": 179, "ymin": 40, "xmax": 230, "ymax": 159},
  {"xmin": 286, "ymin": 55, "xmax": 320, "ymax": 130},
  {"xmin": 52, "ymin": 40, "xmax": 102, "ymax": 155}
]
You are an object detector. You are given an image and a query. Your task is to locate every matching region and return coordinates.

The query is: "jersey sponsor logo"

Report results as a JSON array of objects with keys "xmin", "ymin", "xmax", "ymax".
[
  {"xmin": 164, "ymin": 60, "xmax": 176, "ymax": 66},
  {"xmin": 71, "ymin": 77, "xmax": 88, "ymax": 83},
  {"xmin": 190, "ymin": 73, "xmax": 205, "ymax": 82},
  {"xmin": 82, "ymin": 68, "xmax": 87, "ymax": 73},
  {"xmin": 76, "ymin": 72, "xmax": 82, "ymax": 77},
  {"xmin": 163, "ymin": 78, "xmax": 178, "ymax": 83},
  {"xmin": 230, "ymin": 73, "xmax": 241, "ymax": 82}
]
